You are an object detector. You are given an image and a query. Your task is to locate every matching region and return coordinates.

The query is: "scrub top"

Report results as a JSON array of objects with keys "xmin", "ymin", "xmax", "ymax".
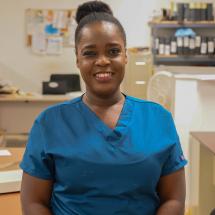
[{"xmin": 20, "ymin": 95, "xmax": 187, "ymax": 215}]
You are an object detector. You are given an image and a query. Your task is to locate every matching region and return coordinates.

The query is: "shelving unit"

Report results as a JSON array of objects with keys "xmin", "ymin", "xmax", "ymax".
[
  {"xmin": 149, "ymin": 20, "xmax": 215, "ymax": 28},
  {"xmin": 149, "ymin": 19, "xmax": 215, "ymax": 66},
  {"xmin": 155, "ymin": 54, "xmax": 215, "ymax": 66}
]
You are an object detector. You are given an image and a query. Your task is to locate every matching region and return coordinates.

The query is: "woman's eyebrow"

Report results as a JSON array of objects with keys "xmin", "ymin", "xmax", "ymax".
[
  {"xmin": 107, "ymin": 42, "xmax": 121, "ymax": 46},
  {"xmin": 82, "ymin": 44, "xmax": 96, "ymax": 49}
]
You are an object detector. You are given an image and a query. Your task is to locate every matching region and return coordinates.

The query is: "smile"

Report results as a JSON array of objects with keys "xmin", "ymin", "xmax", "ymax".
[
  {"xmin": 95, "ymin": 72, "xmax": 112, "ymax": 78},
  {"xmin": 94, "ymin": 72, "xmax": 113, "ymax": 82}
]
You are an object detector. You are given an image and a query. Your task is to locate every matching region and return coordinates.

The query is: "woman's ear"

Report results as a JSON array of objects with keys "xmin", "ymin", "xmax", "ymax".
[
  {"xmin": 125, "ymin": 48, "xmax": 128, "ymax": 64},
  {"xmin": 76, "ymin": 58, "xmax": 80, "ymax": 68},
  {"xmin": 75, "ymin": 49, "xmax": 80, "ymax": 68}
]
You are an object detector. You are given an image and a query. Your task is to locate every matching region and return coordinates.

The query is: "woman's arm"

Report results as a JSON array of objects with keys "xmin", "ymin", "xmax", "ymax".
[
  {"xmin": 20, "ymin": 172, "xmax": 53, "ymax": 215},
  {"xmin": 156, "ymin": 168, "xmax": 186, "ymax": 215}
]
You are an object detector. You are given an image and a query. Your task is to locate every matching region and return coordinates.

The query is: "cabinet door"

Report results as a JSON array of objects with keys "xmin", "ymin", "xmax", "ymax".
[{"xmin": 122, "ymin": 52, "xmax": 153, "ymax": 99}]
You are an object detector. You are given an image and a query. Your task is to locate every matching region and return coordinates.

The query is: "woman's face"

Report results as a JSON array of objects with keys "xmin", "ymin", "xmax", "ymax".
[{"xmin": 76, "ymin": 21, "xmax": 127, "ymax": 97}]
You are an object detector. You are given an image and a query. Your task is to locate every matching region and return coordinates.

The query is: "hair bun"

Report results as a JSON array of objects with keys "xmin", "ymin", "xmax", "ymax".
[{"xmin": 76, "ymin": 1, "xmax": 113, "ymax": 24}]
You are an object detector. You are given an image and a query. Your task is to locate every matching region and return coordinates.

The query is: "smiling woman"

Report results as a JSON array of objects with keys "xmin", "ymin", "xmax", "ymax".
[
  {"xmin": 75, "ymin": 1, "xmax": 127, "ymax": 102},
  {"xmin": 76, "ymin": 21, "xmax": 127, "ymax": 99},
  {"xmin": 20, "ymin": 1, "xmax": 187, "ymax": 215}
]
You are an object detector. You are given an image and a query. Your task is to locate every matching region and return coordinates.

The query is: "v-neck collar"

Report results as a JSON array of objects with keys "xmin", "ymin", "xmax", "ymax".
[{"xmin": 78, "ymin": 94, "xmax": 134, "ymax": 141}]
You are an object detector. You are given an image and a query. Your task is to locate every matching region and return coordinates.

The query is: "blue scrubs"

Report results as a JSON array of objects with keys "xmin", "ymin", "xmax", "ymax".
[{"xmin": 20, "ymin": 95, "xmax": 187, "ymax": 215}]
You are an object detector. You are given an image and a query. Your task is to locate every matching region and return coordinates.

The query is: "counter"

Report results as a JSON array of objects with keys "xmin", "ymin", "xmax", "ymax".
[
  {"xmin": 189, "ymin": 132, "xmax": 215, "ymax": 215},
  {"xmin": 0, "ymin": 92, "xmax": 83, "ymax": 134}
]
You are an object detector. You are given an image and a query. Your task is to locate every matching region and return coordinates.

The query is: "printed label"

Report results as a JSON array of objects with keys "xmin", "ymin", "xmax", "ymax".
[
  {"xmin": 177, "ymin": 37, "xmax": 183, "ymax": 47},
  {"xmin": 201, "ymin": 43, "xmax": 207, "ymax": 54},
  {"xmin": 171, "ymin": 41, "xmax": 177, "ymax": 53}
]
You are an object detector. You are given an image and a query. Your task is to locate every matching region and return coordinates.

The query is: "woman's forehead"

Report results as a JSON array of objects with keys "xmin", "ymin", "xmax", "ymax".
[{"xmin": 77, "ymin": 21, "xmax": 124, "ymax": 46}]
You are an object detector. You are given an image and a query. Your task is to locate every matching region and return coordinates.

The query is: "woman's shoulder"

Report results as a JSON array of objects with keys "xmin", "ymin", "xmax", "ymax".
[
  {"xmin": 35, "ymin": 96, "xmax": 82, "ymax": 123},
  {"xmin": 126, "ymin": 95, "xmax": 169, "ymax": 112},
  {"xmin": 126, "ymin": 95, "xmax": 173, "ymax": 124}
]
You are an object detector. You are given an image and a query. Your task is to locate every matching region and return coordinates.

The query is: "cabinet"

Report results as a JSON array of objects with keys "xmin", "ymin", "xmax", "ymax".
[
  {"xmin": 121, "ymin": 50, "xmax": 153, "ymax": 99},
  {"xmin": 0, "ymin": 94, "xmax": 75, "ymax": 134},
  {"xmin": 149, "ymin": 20, "xmax": 215, "ymax": 66},
  {"xmin": 189, "ymin": 132, "xmax": 215, "ymax": 215}
]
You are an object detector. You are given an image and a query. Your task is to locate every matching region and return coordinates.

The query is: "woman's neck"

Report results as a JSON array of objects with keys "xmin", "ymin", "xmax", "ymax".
[{"xmin": 83, "ymin": 90, "xmax": 125, "ymax": 108}]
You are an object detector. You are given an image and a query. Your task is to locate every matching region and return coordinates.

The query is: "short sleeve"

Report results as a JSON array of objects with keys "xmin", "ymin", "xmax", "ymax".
[
  {"xmin": 20, "ymin": 118, "xmax": 54, "ymax": 180},
  {"xmin": 161, "ymin": 112, "xmax": 187, "ymax": 176}
]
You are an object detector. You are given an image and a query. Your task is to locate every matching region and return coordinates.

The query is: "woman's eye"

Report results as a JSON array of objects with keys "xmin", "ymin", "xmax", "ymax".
[
  {"xmin": 82, "ymin": 51, "xmax": 96, "ymax": 57},
  {"xmin": 109, "ymin": 48, "xmax": 121, "ymax": 56}
]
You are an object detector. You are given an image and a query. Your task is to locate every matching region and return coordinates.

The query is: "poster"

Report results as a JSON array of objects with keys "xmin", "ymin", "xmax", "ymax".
[{"xmin": 26, "ymin": 9, "xmax": 77, "ymax": 55}]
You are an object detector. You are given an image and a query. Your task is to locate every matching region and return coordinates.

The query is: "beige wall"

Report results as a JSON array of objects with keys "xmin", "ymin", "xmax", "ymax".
[
  {"xmin": 0, "ymin": 0, "xmax": 163, "ymax": 93},
  {"xmin": 0, "ymin": 0, "xmax": 85, "ymax": 93}
]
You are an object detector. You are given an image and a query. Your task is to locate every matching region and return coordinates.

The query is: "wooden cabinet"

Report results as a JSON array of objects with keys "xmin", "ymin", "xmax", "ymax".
[
  {"xmin": 0, "ymin": 93, "xmax": 82, "ymax": 134},
  {"xmin": 189, "ymin": 132, "xmax": 215, "ymax": 215},
  {"xmin": 121, "ymin": 50, "xmax": 153, "ymax": 99}
]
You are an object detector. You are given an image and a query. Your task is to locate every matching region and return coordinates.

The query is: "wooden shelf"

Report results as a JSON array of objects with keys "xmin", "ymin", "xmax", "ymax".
[
  {"xmin": 0, "ymin": 92, "xmax": 83, "ymax": 102},
  {"xmin": 149, "ymin": 20, "xmax": 215, "ymax": 28},
  {"xmin": 154, "ymin": 55, "xmax": 215, "ymax": 66}
]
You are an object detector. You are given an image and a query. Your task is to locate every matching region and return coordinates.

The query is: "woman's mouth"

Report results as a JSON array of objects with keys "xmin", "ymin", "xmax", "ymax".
[{"xmin": 94, "ymin": 72, "xmax": 113, "ymax": 82}]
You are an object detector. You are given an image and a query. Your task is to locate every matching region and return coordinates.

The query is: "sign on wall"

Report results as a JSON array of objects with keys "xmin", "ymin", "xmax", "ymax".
[{"xmin": 26, "ymin": 9, "xmax": 77, "ymax": 55}]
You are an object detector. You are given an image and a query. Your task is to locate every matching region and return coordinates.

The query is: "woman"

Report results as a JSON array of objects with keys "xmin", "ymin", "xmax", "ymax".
[{"xmin": 20, "ymin": 1, "xmax": 187, "ymax": 215}]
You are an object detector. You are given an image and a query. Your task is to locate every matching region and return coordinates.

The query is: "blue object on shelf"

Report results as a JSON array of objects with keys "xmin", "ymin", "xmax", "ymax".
[{"xmin": 175, "ymin": 28, "xmax": 196, "ymax": 37}]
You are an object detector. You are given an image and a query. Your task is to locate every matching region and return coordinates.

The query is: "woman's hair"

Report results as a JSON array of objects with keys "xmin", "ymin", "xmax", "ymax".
[{"xmin": 75, "ymin": 0, "xmax": 126, "ymax": 46}]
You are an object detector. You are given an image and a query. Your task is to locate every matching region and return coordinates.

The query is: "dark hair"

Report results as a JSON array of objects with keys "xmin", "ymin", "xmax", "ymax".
[{"xmin": 75, "ymin": 1, "xmax": 126, "ymax": 46}]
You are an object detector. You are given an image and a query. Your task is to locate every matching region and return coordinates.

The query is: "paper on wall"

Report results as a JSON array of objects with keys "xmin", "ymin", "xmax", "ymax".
[
  {"xmin": 32, "ymin": 29, "xmax": 47, "ymax": 55},
  {"xmin": 26, "ymin": 9, "xmax": 35, "ymax": 35},
  {"xmin": 68, "ymin": 17, "xmax": 77, "ymax": 46},
  {"xmin": 53, "ymin": 10, "xmax": 68, "ymax": 29},
  {"xmin": 46, "ymin": 36, "xmax": 63, "ymax": 55}
]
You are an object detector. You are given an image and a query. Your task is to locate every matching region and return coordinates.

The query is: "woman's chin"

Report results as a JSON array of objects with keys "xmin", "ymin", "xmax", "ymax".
[{"xmin": 91, "ymin": 87, "xmax": 120, "ymax": 98}]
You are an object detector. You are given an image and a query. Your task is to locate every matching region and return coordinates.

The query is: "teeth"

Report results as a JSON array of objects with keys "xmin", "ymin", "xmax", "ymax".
[{"xmin": 96, "ymin": 72, "xmax": 111, "ymax": 78}]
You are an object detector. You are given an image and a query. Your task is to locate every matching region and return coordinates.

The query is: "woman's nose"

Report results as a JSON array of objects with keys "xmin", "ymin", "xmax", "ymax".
[{"xmin": 95, "ymin": 55, "xmax": 110, "ymax": 66}]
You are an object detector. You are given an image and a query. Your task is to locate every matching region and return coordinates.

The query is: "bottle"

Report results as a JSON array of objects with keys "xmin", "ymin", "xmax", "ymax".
[
  {"xmin": 164, "ymin": 38, "xmax": 171, "ymax": 56},
  {"xmin": 169, "ymin": 1, "xmax": 175, "ymax": 20},
  {"xmin": 207, "ymin": 3, "xmax": 214, "ymax": 21},
  {"xmin": 177, "ymin": 3, "xmax": 184, "ymax": 23},
  {"xmin": 159, "ymin": 38, "xmax": 165, "ymax": 55},
  {"xmin": 196, "ymin": 3, "xmax": 201, "ymax": 21},
  {"xmin": 214, "ymin": 37, "xmax": 215, "ymax": 55},
  {"xmin": 208, "ymin": 37, "xmax": 215, "ymax": 56},
  {"xmin": 173, "ymin": 1, "xmax": 178, "ymax": 21},
  {"xmin": 189, "ymin": 36, "xmax": 195, "ymax": 55},
  {"xmin": 154, "ymin": 37, "xmax": 159, "ymax": 55},
  {"xmin": 177, "ymin": 36, "xmax": 183, "ymax": 55},
  {"xmin": 183, "ymin": 36, "xmax": 190, "ymax": 55},
  {"xmin": 199, "ymin": 3, "xmax": 203, "ymax": 21},
  {"xmin": 194, "ymin": 3, "xmax": 199, "ymax": 21},
  {"xmin": 162, "ymin": 8, "xmax": 168, "ymax": 21},
  {"xmin": 201, "ymin": 3, "xmax": 207, "ymax": 21},
  {"xmin": 189, "ymin": 3, "xmax": 195, "ymax": 22},
  {"xmin": 200, "ymin": 37, "xmax": 207, "ymax": 55},
  {"xmin": 195, "ymin": 36, "xmax": 201, "ymax": 55},
  {"xmin": 184, "ymin": 3, "xmax": 190, "ymax": 22},
  {"xmin": 170, "ymin": 36, "xmax": 177, "ymax": 55}
]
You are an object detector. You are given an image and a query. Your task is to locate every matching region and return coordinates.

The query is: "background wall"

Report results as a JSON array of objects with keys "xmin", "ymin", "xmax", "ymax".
[{"xmin": 0, "ymin": 0, "xmax": 164, "ymax": 93}]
